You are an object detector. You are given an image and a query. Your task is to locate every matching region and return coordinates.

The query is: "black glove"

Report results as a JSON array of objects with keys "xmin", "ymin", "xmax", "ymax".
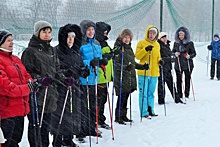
[
  {"xmin": 170, "ymin": 53, "xmax": 176, "ymax": 63},
  {"xmin": 65, "ymin": 68, "xmax": 74, "ymax": 77},
  {"xmin": 28, "ymin": 80, "xmax": 39, "ymax": 92},
  {"xmin": 80, "ymin": 66, "xmax": 90, "ymax": 78},
  {"xmin": 41, "ymin": 75, "xmax": 53, "ymax": 87},
  {"xmin": 126, "ymin": 63, "xmax": 133, "ymax": 71},
  {"xmin": 112, "ymin": 48, "xmax": 121, "ymax": 56},
  {"xmin": 90, "ymin": 58, "xmax": 99, "ymax": 67},
  {"xmin": 207, "ymin": 45, "xmax": 212, "ymax": 50},
  {"xmin": 64, "ymin": 77, "xmax": 75, "ymax": 86},
  {"xmin": 103, "ymin": 52, "xmax": 114, "ymax": 60},
  {"xmin": 145, "ymin": 45, "xmax": 154, "ymax": 52},
  {"xmin": 142, "ymin": 63, "xmax": 149, "ymax": 70},
  {"xmin": 99, "ymin": 58, "xmax": 108, "ymax": 66},
  {"xmin": 159, "ymin": 60, "xmax": 164, "ymax": 66}
]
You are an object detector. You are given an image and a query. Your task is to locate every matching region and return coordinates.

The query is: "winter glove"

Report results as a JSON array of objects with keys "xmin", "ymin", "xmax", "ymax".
[
  {"xmin": 28, "ymin": 79, "xmax": 38, "ymax": 92},
  {"xmin": 159, "ymin": 60, "xmax": 164, "ymax": 66},
  {"xmin": 112, "ymin": 48, "xmax": 121, "ymax": 56},
  {"xmin": 64, "ymin": 77, "xmax": 75, "ymax": 87},
  {"xmin": 80, "ymin": 66, "xmax": 90, "ymax": 78},
  {"xmin": 184, "ymin": 53, "xmax": 190, "ymax": 59},
  {"xmin": 175, "ymin": 52, "xmax": 180, "ymax": 57},
  {"xmin": 126, "ymin": 63, "xmax": 133, "ymax": 71},
  {"xmin": 102, "ymin": 52, "xmax": 113, "ymax": 60},
  {"xmin": 90, "ymin": 58, "xmax": 99, "ymax": 67},
  {"xmin": 145, "ymin": 45, "xmax": 154, "ymax": 52},
  {"xmin": 170, "ymin": 53, "xmax": 176, "ymax": 63},
  {"xmin": 41, "ymin": 75, "xmax": 53, "ymax": 87},
  {"xmin": 99, "ymin": 58, "xmax": 108, "ymax": 66},
  {"xmin": 207, "ymin": 45, "xmax": 212, "ymax": 50},
  {"xmin": 142, "ymin": 63, "xmax": 149, "ymax": 70}
]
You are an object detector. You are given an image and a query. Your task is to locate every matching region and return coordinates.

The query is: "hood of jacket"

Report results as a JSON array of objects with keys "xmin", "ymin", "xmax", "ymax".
[
  {"xmin": 80, "ymin": 20, "xmax": 96, "ymax": 40},
  {"xmin": 144, "ymin": 25, "xmax": 159, "ymax": 43},
  {"xmin": 175, "ymin": 26, "xmax": 190, "ymax": 44},
  {"xmin": 58, "ymin": 24, "xmax": 82, "ymax": 53},
  {"xmin": 95, "ymin": 22, "xmax": 111, "ymax": 42}
]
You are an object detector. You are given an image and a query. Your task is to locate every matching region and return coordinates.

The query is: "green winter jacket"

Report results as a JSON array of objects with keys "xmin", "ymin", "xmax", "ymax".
[{"xmin": 98, "ymin": 46, "xmax": 113, "ymax": 84}]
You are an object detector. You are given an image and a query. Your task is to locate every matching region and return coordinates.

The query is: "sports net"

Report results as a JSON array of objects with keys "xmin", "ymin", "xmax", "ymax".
[{"xmin": 0, "ymin": 0, "xmax": 219, "ymax": 54}]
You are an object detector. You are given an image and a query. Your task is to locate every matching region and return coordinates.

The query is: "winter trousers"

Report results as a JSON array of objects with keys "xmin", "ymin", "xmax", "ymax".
[
  {"xmin": 175, "ymin": 69, "xmax": 192, "ymax": 98},
  {"xmin": 97, "ymin": 84, "xmax": 107, "ymax": 125},
  {"xmin": 138, "ymin": 75, "xmax": 158, "ymax": 117},
  {"xmin": 27, "ymin": 112, "xmax": 51, "ymax": 147},
  {"xmin": 78, "ymin": 85, "xmax": 96, "ymax": 137},
  {"xmin": 210, "ymin": 58, "xmax": 220, "ymax": 79},
  {"xmin": 158, "ymin": 67, "xmax": 179, "ymax": 104},
  {"xmin": 115, "ymin": 93, "xmax": 129, "ymax": 118},
  {"xmin": 1, "ymin": 116, "xmax": 24, "ymax": 147}
]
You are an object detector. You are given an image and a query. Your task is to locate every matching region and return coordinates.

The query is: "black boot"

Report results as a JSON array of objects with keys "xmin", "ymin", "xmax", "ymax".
[
  {"xmin": 148, "ymin": 106, "xmax": 158, "ymax": 117},
  {"xmin": 121, "ymin": 108, "xmax": 133, "ymax": 122},
  {"xmin": 115, "ymin": 108, "xmax": 126, "ymax": 125}
]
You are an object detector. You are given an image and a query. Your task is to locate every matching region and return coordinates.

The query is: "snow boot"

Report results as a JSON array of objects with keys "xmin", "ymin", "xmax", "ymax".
[
  {"xmin": 115, "ymin": 108, "xmax": 126, "ymax": 125},
  {"xmin": 148, "ymin": 106, "xmax": 158, "ymax": 117},
  {"xmin": 121, "ymin": 108, "xmax": 133, "ymax": 122}
]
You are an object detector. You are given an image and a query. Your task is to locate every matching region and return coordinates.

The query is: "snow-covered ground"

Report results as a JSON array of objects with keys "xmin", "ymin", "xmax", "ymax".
[{"xmin": 17, "ymin": 41, "xmax": 220, "ymax": 147}]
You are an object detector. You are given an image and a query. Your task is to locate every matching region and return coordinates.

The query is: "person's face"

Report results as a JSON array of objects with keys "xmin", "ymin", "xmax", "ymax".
[
  {"xmin": 148, "ymin": 31, "xmax": 157, "ymax": 41},
  {"xmin": 160, "ymin": 36, "xmax": 167, "ymax": 44},
  {"xmin": 67, "ymin": 34, "xmax": 75, "ymax": 47},
  {"xmin": 104, "ymin": 30, "xmax": 108, "ymax": 37},
  {"xmin": 214, "ymin": 36, "xmax": 219, "ymax": 41},
  {"xmin": 0, "ymin": 35, "xmax": 13, "ymax": 51},
  {"xmin": 86, "ymin": 26, "xmax": 95, "ymax": 38},
  {"xmin": 39, "ymin": 28, "xmax": 52, "ymax": 41},
  {"xmin": 179, "ymin": 34, "xmax": 185, "ymax": 40},
  {"xmin": 122, "ymin": 35, "xmax": 131, "ymax": 45}
]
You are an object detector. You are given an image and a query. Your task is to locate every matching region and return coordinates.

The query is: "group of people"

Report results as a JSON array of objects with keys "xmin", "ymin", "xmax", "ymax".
[{"xmin": 0, "ymin": 19, "xmax": 197, "ymax": 147}]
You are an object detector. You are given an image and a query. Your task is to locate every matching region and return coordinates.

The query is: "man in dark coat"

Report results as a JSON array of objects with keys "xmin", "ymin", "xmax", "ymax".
[
  {"xmin": 157, "ymin": 32, "xmax": 183, "ymax": 104},
  {"xmin": 51, "ymin": 24, "xmax": 89, "ymax": 147},
  {"xmin": 21, "ymin": 20, "xmax": 65, "ymax": 147},
  {"xmin": 172, "ymin": 27, "xmax": 196, "ymax": 99}
]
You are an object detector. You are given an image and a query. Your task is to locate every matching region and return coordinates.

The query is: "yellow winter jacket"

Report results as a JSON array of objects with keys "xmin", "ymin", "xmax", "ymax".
[{"xmin": 135, "ymin": 25, "xmax": 161, "ymax": 76}]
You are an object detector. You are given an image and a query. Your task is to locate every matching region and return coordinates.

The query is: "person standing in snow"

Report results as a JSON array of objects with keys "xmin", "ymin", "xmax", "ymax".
[
  {"xmin": 157, "ymin": 32, "xmax": 183, "ymax": 104},
  {"xmin": 114, "ymin": 29, "xmax": 149, "ymax": 124},
  {"xmin": 207, "ymin": 33, "xmax": 220, "ymax": 80},
  {"xmin": 135, "ymin": 25, "xmax": 162, "ymax": 119},
  {"xmin": 21, "ymin": 21, "xmax": 65, "ymax": 147},
  {"xmin": 79, "ymin": 20, "xmax": 108, "ymax": 137},
  {"xmin": 95, "ymin": 22, "xmax": 120, "ymax": 129},
  {"xmin": 51, "ymin": 24, "xmax": 89, "ymax": 147},
  {"xmin": 172, "ymin": 26, "xmax": 196, "ymax": 99},
  {"xmin": 0, "ymin": 30, "xmax": 32, "ymax": 147}
]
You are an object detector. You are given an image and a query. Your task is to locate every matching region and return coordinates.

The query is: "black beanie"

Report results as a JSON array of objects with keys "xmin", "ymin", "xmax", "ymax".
[{"xmin": 0, "ymin": 29, "xmax": 12, "ymax": 47}]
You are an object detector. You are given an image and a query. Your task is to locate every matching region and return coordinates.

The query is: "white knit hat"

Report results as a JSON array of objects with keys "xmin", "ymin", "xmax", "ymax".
[
  {"xmin": 149, "ymin": 27, "xmax": 158, "ymax": 34},
  {"xmin": 158, "ymin": 32, "xmax": 167, "ymax": 39}
]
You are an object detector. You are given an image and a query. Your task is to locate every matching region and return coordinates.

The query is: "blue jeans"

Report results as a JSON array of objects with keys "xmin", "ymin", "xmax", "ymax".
[{"xmin": 138, "ymin": 75, "xmax": 158, "ymax": 117}]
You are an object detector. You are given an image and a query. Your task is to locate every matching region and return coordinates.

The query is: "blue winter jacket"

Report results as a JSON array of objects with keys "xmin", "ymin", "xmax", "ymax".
[
  {"xmin": 211, "ymin": 39, "xmax": 220, "ymax": 60},
  {"xmin": 80, "ymin": 38, "xmax": 102, "ymax": 85}
]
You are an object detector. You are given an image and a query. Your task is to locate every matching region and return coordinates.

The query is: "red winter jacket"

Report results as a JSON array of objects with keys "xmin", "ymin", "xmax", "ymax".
[{"xmin": 0, "ymin": 50, "xmax": 31, "ymax": 119}]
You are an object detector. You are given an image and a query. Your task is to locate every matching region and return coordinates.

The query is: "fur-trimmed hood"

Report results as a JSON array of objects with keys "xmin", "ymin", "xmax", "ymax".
[
  {"xmin": 58, "ymin": 24, "xmax": 82, "ymax": 52},
  {"xmin": 175, "ymin": 26, "xmax": 190, "ymax": 44},
  {"xmin": 80, "ymin": 20, "xmax": 96, "ymax": 39}
]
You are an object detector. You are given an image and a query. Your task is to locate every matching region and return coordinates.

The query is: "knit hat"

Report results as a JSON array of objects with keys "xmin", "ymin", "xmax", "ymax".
[
  {"xmin": 149, "ymin": 27, "xmax": 158, "ymax": 34},
  {"xmin": 158, "ymin": 32, "xmax": 167, "ymax": 39},
  {"xmin": 214, "ymin": 33, "xmax": 219, "ymax": 38},
  {"xmin": 0, "ymin": 29, "xmax": 12, "ymax": 47},
  {"xmin": 178, "ymin": 31, "xmax": 185, "ymax": 35},
  {"xmin": 119, "ymin": 28, "xmax": 133, "ymax": 41},
  {"xmin": 34, "ymin": 20, "xmax": 52, "ymax": 37}
]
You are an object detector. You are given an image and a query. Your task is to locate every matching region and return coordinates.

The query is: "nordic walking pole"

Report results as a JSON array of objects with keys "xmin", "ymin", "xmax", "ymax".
[
  {"xmin": 187, "ymin": 59, "xmax": 195, "ymax": 101},
  {"xmin": 111, "ymin": 58, "xmax": 116, "ymax": 125},
  {"xmin": 160, "ymin": 66, "xmax": 166, "ymax": 116},
  {"xmin": 94, "ymin": 66, "xmax": 99, "ymax": 144},
  {"xmin": 128, "ymin": 62, "xmax": 132, "ymax": 127},
  {"xmin": 118, "ymin": 46, "xmax": 125, "ymax": 121},
  {"xmin": 177, "ymin": 56, "xmax": 186, "ymax": 101},
  {"xmin": 86, "ymin": 77, "xmax": 91, "ymax": 147},
  {"xmin": 100, "ymin": 64, "xmax": 114, "ymax": 140},
  {"xmin": 140, "ymin": 63, "xmax": 147, "ymax": 122},
  {"xmin": 38, "ymin": 85, "xmax": 49, "ymax": 147},
  {"xmin": 54, "ymin": 86, "xmax": 70, "ymax": 145}
]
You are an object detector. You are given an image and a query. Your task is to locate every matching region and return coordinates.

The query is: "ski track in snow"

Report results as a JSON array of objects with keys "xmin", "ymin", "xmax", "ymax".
[{"xmin": 18, "ymin": 41, "xmax": 220, "ymax": 147}]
